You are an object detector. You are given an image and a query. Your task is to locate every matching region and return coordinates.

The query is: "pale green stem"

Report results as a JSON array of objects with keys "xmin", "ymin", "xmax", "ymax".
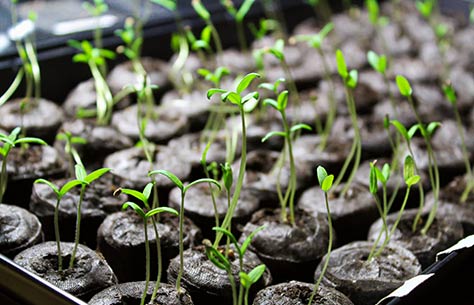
[
  {"xmin": 317, "ymin": 49, "xmax": 336, "ymax": 151},
  {"xmin": 0, "ymin": 155, "xmax": 9, "ymax": 203},
  {"xmin": 176, "ymin": 192, "xmax": 185, "ymax": 293},
  {"xmin": 214, "ymin": 106, "xmax": 247, "ymax": 247},
  {"xmin": 308, "ymin": 191, "xmax": 333, "ymax": 305},
  {"xmin": 141, "ymin": 220, "xmax": 150, "ymax": 305},
  {"xmin": 54, "ymin": 198, "xmax": 63, "ymax": 272},
  {"xmin": 70, "ymin": 184, "xmax": 86, "ymax": 269},
  {"xmin": 151, "ymin": 218, "xmax": 162, "ymax": 300}
]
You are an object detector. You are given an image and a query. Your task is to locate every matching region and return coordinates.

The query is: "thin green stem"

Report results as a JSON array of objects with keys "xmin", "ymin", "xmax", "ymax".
[
  {"xmin": 244, "ymin": 288, "xmax": 250, "ymax": 305},
  {"xmin": 236, "ymin": 19, "xmax": 247, "ymax": 52},
  {"xmin": 317, "ymin": 49, "xmax": 336, "ymax": 151},
  {"xmin": 452, "ymin": 106, "xmax": 473, "ymax": 203},
  {"xmin": 375, "ymin": 186, "xmax": 412, "ymax": 257},
  {"xmin": 308, "ymin": 191, "xmax": 333, "ymax": 305},
  {"xmin": 69, "ymin": 184, "xmax": 86, "ymax": 269},
  {"xmin": 214, "ymin": 106, "xmax": 247, "ymax": 247},
  {"xmin": 141, "ymin": 220, "xmax": 150, "ymax": 305},
  {"xmin": 176, "ymin": 192, "xmax": 185, "ymax": 293},
  {"xmin": 228, "ymin": 268, "xmax": 238, "ymax": 305},
  {"xmin": 54, "ymin": 198, "xmax": 63, "ymax": 272},
  {"xmin": 0, "ymin": 154, "xmax": 9, "ymax": 203},
  {"xmin": 151, "ymin": 217, "xmax": 162, "ymax": 300},
  {"xmin": 282, "ymin": 112, "xmax": 297, "ymax": 226}
]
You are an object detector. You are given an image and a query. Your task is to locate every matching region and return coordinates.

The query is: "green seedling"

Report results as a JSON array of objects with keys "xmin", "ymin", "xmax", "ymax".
[
  {"xmin": 332, "ymin": 49, "xmax": 361, "ymax": 196},
  {"xmin": 55, "ymin": 131, "xmax": 87, "ymax": 177},
  {"xmin": 115, "ymin": 17, "xmax": 145, "ymax": 76},
  {"xmin": 82, "ymin": 0, "xmax": 108, "ymax": 50},
  {"xmin": 119, "ymin": 183, "xmax": 178, "ymax": 305},
  {"xmin": 149, "ymin": 169, "xmax": 221, "ymax": 293},
  {"xmin": 470, "ymin": 5, "xmax": 474, "ymax": 24},
  {"xmin": 69, "ymin": 164, "xmax": 110, "ymax": 268},
  {"xmin": 443, "ymin": 83, "xmax": 474, "ymax": 202},
  {"xmin": 294, "ymin": 22, "xmax": 336, "ymax": 149},
  {"xmin": 192, "ymin": 0, "xmax": 223, "ymax": 56},
  {"xmin": 68, "ymin": 40, "xmax": 116, "ymax": 125},
  {"xmin": 207, "ymin": 72, "xmax": 261, "ymax": 247},
  {"xmin": 396, "ymin": 75, "xmax": 440, "ymax": 235},
  {"xmin": 258, "ymin": 39, "xmax": 300, "ymax": 105},
  {"xmin": 169, "ymin": 32, "xmax": 194, "ymax": 93},
  {"xmin": 185, "ymin": 25, "xmax": 213, "ymax": 66},
  {"xmin": 1, "ymin": 2, "xmax": 40, "ymax": 128},
  {"xmin": 239, "ymin": 264, "xmax": 266, "ymax": 305},
  {"xmin": 262, "ymin": 89, "xmax": 312, "ymax": 225},
  {"xmin": 367, "ymin": 156, "xmax": 420, "ymax": 260},
  {"xmin": 33, "ymin": 178, "xmax": 83, "ymax": 272},
  {"xmin": 203, "ymin": 224, "xmax": 265, "ymax": 305},
  {"xmin": 0, "ymin": 127, "xmax": 47, "ymax": 202},
  {"xmin": 260, "ymin": 0, "xmax": 288, "ymax": 39},
  {"xmin": 220, "ymin": 0, "xmax": 256, "ymax": 52},
  {"xmin": 367, "ymin": 50, "xmax": 398, "ymax": 117},
  {"xmin": 248, "ymin": 18, "xmax": 277, "ymax": 41},
  {"xmin": 308, "ymin": 166, "xmax": 334, "ymax": 305},
  {"xmin": 198, "ymin": 66, "xmax": 230, "ymax": 88}
]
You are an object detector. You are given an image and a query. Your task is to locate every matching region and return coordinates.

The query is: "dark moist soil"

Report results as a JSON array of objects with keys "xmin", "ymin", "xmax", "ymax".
[
  {"xmin": 424, "ymin": 175, "xmax": 474, "ymax": 235},
  {"xmin": 367, "ymin": 209, "xmax": 464, "ymax": 269},
  {"xmin": 54, "ymin": 118, "xmax": 133, "ymax": 168},
  {"xmin": 62, "ymin": 79, "xmax": 130, "ymax": 118},
  {"xmin": 0, "ymin": 98, "xmax": 64, "ymax": 143},
  {"xmin": 103, "ymin": 146, "xmax": 192, "ymax": 201},
  {"xmin": 29, "ymin": 173, "xmax": 126, "ymax": 249},
  {"xmin": 13, "ymin": 241, "xmax": 117, "ymax": 301},
  {"xmin": 3, "ymin": 145, "xmax": 67, "ymax": 208},
  {"xmin": 88, "ymin": 281, "xmax": 193, "ymax": 305},
  {"xmin": 314, "ymin": 240, "xmax": 421, "ymax": 305},
  {"xmin": 111, "ymin": 104, "xmax": 189, "ymax": 144},
  {"xmin": 298, "ymin": 183, "xmax": 378, "ymax": 246},
  {"xmin": 97, "ymin": 211, "xmax": 202, "ymax": 283},
  {"xmin": 239, "ymin": 208, "xmax": 332, "ymax": 283},
  {"xmin": 167, "ymin": 245, "xmax": 272, "ymax": 305},
  {"xmin": 107, "ymin": 57, "xmax": 171, "ymax": 97},
  {"xmin": 252, "ymin": 280, "xmax": 354, "ymax": 305},
  {"xmin": 0, "ymin": 203, "xmax": 43, "ymax": 258}
]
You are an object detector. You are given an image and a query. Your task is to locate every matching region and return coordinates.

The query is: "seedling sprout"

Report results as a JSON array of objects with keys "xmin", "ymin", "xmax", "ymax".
[
  {"xmin": 221, "ymin": 0, "xmax": 256, "ymax": 52},
  {"xmin": 396, "ymin": 75, "xmax": 441, "ymax": 235},
  {"xmin": 55, "ymin": 131, "xmax": 87, "ymax": 178},
  {"xmin": 332, "ymin": 49, "xmax": 361, "ymax": 196},
  {"xmin": 307, "ymin": 165, "xmax": 334, "ymax": 305},
  {"xmin": 203, "ymin": 224, "xmax": 265, "ymax": 305},
  {"xmin": 262, "ymin": 89, "xmax": 312, "ymax": 225},
  {"xmin": 0, "ymin": 127, "xmax": 47, "ymax": 203},
  {"xmin": 119, "ymin": 183, "xmax": 178, "ymax": 305},
  {"xmin": 442, "ymin": 83, "xmax": 474, "ymax": 203},
  {"xmin": 149, "ymin": 170, "xmax": 221, "ymax": 293}
]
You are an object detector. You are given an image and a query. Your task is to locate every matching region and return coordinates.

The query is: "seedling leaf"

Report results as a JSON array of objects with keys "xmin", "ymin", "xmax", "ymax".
[
  {"xmin": 403, "ymin": 155, "xmax": 416, "ymax": 183},
  {"xmin": 390, "ymin": 120, "xmax": 409, "ymax": 141},
  {"xmin": 185, "ymin": 178, "xmax": 221, "ymax": 193},
  {"xmin": 75, "ymin": 164, "xmax": 87, "ymax": 182},
  {"xmin": 59, "ymin": 180, "xmax": 83, "ymax": 197},
  {"xmin": 151, "ymin": 0, "xmax": 177, "ymax": 11},
  {"xmin": 442, "ymin": 83, "xmax": 457, "ymax": 106},
  {"xmin": 34, "ymin": 179, "xmax": 59, "ymax": 196},
  {"xmin": 205, "ymin": 244, "xmax": 231, "ymax": 270},
  {"xmin": 122, "ymin": 201, "xmax": 146, "ymax": 218},
  {"xmin": 239, "ymin": 272, "xmax": 251, "ymax": 289},
  {"xmin": 237, "ymin": 72, "xmax": 260, "ymax": 94},
  {"xmin": 85, "ymin": 168, "xmax": 110, "ymax": 184},
  {"xmin": 263, "ymin": 98, "xmax": 278, "ymax": 110},
  {"xmin": 290, "ymin": 123, "xmax": 312, "ymax": 134},
  {"xmin": 120, "ymin": 188, "xmax": 148, "ymax": 204},
  {"xmin": 142, "ymin": 182, "xmax": 154, "ymax": 200},
  {"xmin": 262, "ymin": 131, "xmax": 286, "ymax": 142},
  {"xmin": 207, "ymin": 88, "xmax": 227, "ymax": 99},
  {"xmin": 241, "ymin": 225, "xmax": 265, "ymax": 255},
  {"xmin": 236, "ymin": 0, "xmax": 255, "ymax": 21},
  {"xmin": 15, "ymin": 137, "xmax": 47, "ymax": 146},
  {"xmin": 212, "ymin": 227, "xmax": 239, "ymax": 250},
  {"xmin": 277, "ymin": 90, "xmax": 288, "ymax": 110},
  {"xmin": 427, "ymin": 121, "xmax": 441, "ymax": 137},
  {"xmin": 406, "ymin": 175, "xmax": 420, "ymax": 187},
  {"xmin": 248, "ymin": 264, "xmax": 266, "ymax": 284},
  {"xmin": 149, "ymin": 169, "xmax": 183, "ymax": 190},
  {"xmin": 317, "ymin": 166, "xmax": 328, "ymax": 187},
  {"xmin": 321, "ymin": 175, "xmax": 334, "ymax": 192},
  {"xmin": 369, "ymin": 162, "xmax": 378, "ymax": 194},
  {"xmin": 145, "ymin": 207, "xmax": 179, "ymax": 218},
  {"xmin": 347, "ymin": 70, "xmax": 358, "ymax": 88},
  {"xmin": 336, "ymin": 49, "xmax": 348, "ymax": 78},
  {"xmin": 396, "ymin": 75, "xmax": 412, "ymax": 97}
]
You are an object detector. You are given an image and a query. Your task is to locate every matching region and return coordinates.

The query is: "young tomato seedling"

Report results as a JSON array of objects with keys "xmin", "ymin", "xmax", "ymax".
[
  {"xmin": 203, "ymin": 225, "xmax": 265, "ymax": 305},
  {"xmin": 396, "ymin": 75, "xmax": 441, "ymax": 235},
  {"xmin": 443, "ymin": 83, "xmax": 474, "ymax": 202},
  {"xmin": 149, "ymin": 170, "xmax": 221, "ymax": 294},
  {"xmin": 33, "ymin": 178, "xmax": 83, "ymax": 272},
  {"xmin": 207, "ymin": 72, "xmax": 261, "ymax": 247},
  {"xmin": 307, "ymin": 165, "xmax": 334, "ymax": 305},
  {"xmin": 119, "ymin": 182, "xmax": 178, "ymax": 305},
  {"xmin": 367, "ymin": 156, "xmax": 420, "ymax": 260},
  {"xmin": 0, "ymin": 127, "xmax": 47, "ymax": 202},
  {"xmin": 262, "ymin": 89, "xmax": 312, "ymax": 225},
  {"xmin": 294, "ymin": 22, "xmax": 336, "ymax": 149},
  {"xmin": 332, "ymin": 49, "xmax": 361, "ymax": 196},
  {"xmin": 221, "ymin": 0, "xmax": 256, "ymax": 52}
]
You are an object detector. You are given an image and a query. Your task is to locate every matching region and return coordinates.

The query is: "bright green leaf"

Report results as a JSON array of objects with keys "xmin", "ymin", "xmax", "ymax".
[
  {"xmin": 396, "ymin": 75, "xmax": 412, "ymax": 97},
  {"xmin": 149, "ymin": 169, "xmax": 184, "ymax": 190},
  {"xmin": 248, "ymin": 264, "xmax": 266, "ymax": 284}
]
